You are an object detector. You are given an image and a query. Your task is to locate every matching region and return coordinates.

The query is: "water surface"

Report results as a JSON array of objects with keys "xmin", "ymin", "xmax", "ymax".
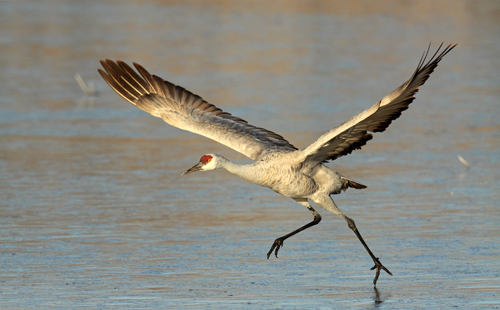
[{"xmin": 1, "ymin": 1, "xmax": 499, "ymax": 308}]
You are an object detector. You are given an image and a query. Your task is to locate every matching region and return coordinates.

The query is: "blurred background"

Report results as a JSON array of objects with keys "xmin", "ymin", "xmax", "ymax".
[{"xmin": 1, "ymin": 0, "xmax": 499, "ymax": 308}]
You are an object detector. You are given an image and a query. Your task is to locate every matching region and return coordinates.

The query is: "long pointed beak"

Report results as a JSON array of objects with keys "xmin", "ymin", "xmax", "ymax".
[{"xmin": 181, "ymin": 162, "xmax": 203, "ymax": 175}]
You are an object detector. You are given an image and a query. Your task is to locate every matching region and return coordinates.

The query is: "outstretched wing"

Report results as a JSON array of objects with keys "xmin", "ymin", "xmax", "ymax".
[
  {"xmin": 299, "ymin": 43, "xmax": 456, "ymax": 166},
  {"xmin": 98, "ymin": 60, "xmax": 297, "ymax": 161}
]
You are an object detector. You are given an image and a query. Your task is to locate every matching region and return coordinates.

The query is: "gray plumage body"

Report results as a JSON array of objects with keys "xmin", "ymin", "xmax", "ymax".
[
  {"xmin": 215, "ymin": 152, "xmax": 353, "ymax": 199},
  {"xmin": 98, "ymin": 43, "xmax": 456, "ymax": 285}
]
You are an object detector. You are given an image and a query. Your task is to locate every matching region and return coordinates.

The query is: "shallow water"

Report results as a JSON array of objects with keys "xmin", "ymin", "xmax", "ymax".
[{"xmin": 1, "ymin": 1, "xmax": 499, "ymax": 309}]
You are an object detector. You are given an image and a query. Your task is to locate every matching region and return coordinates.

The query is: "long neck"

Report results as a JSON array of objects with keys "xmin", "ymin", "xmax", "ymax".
[{"xmin": 218, "ymin": 156, "xmax": 257, "ymax": 183}]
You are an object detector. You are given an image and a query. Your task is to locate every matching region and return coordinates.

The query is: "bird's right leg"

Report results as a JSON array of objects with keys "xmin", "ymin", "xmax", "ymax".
[{"xmin": 267, "ymin": 199, "xmax": 321, "ymax": 259}]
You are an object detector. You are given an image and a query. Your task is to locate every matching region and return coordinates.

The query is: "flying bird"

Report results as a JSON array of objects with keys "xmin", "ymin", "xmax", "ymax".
[{"xmin": 98, "ymin": 43, "xmax": 456, "ymax": 285}]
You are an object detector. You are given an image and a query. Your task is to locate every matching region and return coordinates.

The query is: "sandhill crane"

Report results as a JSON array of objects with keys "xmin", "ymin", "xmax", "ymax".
[{"xmin": 98, "ymin": 43, "xmax": 456, "ymax": 286}]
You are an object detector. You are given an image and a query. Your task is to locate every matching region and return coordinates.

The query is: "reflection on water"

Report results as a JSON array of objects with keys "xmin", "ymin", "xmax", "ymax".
[
  {"xmin": 372, "ymin": 287, "xmax": 388, "ymax": 308},
  {"xmin": 1, "ymin": 1, "xmax": 499, "ymax": 309}
]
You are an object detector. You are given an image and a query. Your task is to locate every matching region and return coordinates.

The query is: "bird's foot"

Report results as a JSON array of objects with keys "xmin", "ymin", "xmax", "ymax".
[
  {"xmin": 370, "ymin": 257, "xmax": 392, "ymax": 286},
  {"xmin": 267, "ymin": 238, "xmax": 284, "ymax": 259}
]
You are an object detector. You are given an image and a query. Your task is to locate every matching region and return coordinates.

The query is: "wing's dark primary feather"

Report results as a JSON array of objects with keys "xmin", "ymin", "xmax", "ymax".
[
  {"xmin": 98, "ymin": 60, "xmax": 297, "ymax": 160},
  {"xmin": 300, "ymin": 43, "xmax": 456, "ymax": 165}
]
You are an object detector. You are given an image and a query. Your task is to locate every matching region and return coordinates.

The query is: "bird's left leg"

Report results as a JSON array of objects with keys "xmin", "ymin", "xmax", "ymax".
[
  {"xmin": 267, "ymin": 198, "xmax": 321, "ymax": 259},
  {"xmin": 341, "ymin": 214, "xmax": 392, "ymax": 286},
  {"xmin": 314, "ymin": 195, "xmax": 392, "ymax": 286}
]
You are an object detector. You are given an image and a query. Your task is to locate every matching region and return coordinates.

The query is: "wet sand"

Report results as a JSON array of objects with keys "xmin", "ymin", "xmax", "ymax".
[{"xmin": 1, "ymin": 1, "xmax": 499, "ymax": 308}]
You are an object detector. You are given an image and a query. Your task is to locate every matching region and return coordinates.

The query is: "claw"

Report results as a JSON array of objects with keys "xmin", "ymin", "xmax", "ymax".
[
  {"xmin": 370, "ymin": 257, "xmax": 392, "ymax": 286},
  {"xmin": 267, "ymin": 238, "xmax": 284, "ymax": 259}
]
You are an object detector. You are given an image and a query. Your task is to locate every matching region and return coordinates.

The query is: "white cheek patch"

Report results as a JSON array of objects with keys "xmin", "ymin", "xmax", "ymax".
[{"xmin": 203, "ymin": 160, "xmax": 217, "ymax": 170}]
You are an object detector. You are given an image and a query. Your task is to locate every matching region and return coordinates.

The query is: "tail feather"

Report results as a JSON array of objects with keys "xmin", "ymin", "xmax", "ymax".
[{"xmin": 342, "ymin": 177, "xmax": 367, "ymax": 191}]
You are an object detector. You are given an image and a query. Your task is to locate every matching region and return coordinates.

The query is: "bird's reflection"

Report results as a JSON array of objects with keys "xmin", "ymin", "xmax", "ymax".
[{"xmin": 372, "ymin": 286, "xmax": 390, "ymax": 308}]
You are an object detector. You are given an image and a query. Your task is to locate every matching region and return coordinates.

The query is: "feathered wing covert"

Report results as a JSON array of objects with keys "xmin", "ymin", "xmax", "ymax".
[
  {"xmin": 99, "ymin": 43, "xmax": 456, "ymax": 165},
  {"xmin": 98, "ymin": 60, "xmax": 297, "ymax": 161},
  {"xmin": 299, "ymin": 43, "xmax": 456, "ymax": 166}
]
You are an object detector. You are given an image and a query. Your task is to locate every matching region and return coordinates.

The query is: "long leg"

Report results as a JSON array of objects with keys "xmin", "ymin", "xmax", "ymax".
[
  {"xmin": 314, "ymin": 195, "xmax": 392, "ymax": 286},
  {"xmin": 267, "ymin": 198, "xmax": 321, "ymax": 259},
  {"xmin": 341, "ymin": 214, "xmax": 392, "ymax": 286}
]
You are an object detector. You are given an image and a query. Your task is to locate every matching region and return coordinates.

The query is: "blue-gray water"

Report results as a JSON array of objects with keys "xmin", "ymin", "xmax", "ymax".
[{"xmin": 1, "ymin": 1, "xmax": 499, "ymax": 309}]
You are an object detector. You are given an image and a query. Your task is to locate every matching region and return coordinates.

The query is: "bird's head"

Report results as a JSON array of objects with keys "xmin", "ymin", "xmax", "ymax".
[{"xmin": 181, "ymin": 154, "xmax": 219, "ymax": 175}]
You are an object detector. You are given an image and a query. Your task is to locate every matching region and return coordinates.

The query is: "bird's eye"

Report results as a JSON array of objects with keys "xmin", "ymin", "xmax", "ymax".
[{"xmin": 200, "ymin": 155, "xmax": 212, "ymax": 164}]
